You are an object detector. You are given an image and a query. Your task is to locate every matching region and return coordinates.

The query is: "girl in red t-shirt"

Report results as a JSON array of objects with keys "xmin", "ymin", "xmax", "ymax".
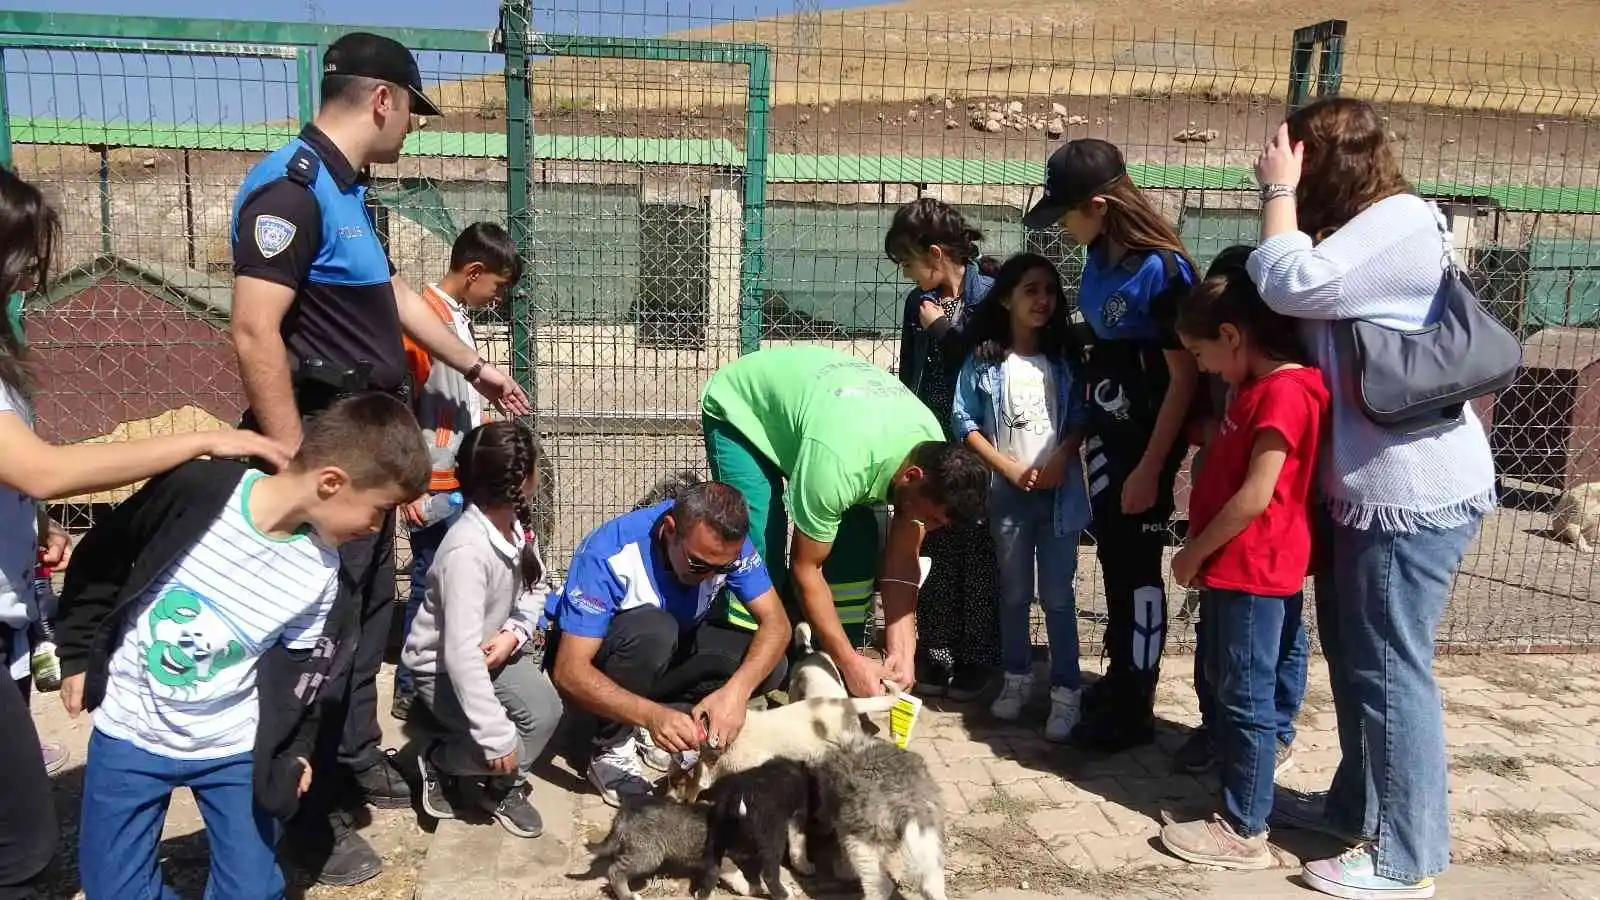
[{"xmin": 1157, "ymin": 249, "xmax": 1330, "ymax": 870}]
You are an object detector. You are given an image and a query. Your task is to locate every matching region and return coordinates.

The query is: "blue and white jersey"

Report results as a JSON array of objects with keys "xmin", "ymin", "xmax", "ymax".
[{"xmin": 554, "ymin": 501, "xmax": 773, "ymax": 639}]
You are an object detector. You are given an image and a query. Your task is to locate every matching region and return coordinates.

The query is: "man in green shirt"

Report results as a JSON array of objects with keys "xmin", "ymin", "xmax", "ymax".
[{"xmin": 700, "ymin": 345, "xmax": 989, "ymax": 697}]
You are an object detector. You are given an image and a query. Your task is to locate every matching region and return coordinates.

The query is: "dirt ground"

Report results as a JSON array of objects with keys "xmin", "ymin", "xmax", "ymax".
[{"xmin": 26, "ymin": 666, "xmax": 428, "ymax": 900}]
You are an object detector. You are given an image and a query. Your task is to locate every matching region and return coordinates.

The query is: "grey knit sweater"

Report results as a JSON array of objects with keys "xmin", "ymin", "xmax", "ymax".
[
  {"xmin": 1246, "ymin": 193, "xmax": 1496, "ymax": 533},
  {"xmin": 401, "ymin": 504, "xmax": 550, "ymax": 758}
]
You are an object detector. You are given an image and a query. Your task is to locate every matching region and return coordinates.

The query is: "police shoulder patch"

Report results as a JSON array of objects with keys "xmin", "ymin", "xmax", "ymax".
[{"xmin": 253, "ymin": 215, "xmax": 297, "ymax": 259}]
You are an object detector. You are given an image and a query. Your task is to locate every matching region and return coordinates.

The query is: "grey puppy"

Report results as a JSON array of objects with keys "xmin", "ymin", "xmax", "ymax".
[
  {"xmin": 813, "ymin": 732, "xmax": 947, "ymax": 900},
  {"xmin": 588, "ymin": 798, "xmax": 717, "ymax": 900}
]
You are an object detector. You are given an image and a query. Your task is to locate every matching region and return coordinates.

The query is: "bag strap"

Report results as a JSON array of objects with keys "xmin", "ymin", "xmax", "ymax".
[{"xmin": 1428, "ymin": 201, "xmax": 1463, "ymax": 275}]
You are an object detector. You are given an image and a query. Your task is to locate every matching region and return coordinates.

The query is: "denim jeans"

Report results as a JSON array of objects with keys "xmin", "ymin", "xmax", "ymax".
[
  {"xmin": 1195, "ymin": 590, "xmax": 1309, "ymax": 747},
  {"xmin": 988, "ymin": 481, "xmax": 1082, "ymax": 689},
  {"xmin": 80, "ymin": 730, "xmax": 282, "ymax": 900},
  {"xmin": 1317, "ymin": 514, "xmax": 1481, "ymax": 882},
  {"xmin": 1205, "ymin": 589, "xmax": 1308, "ymax": 836},
  {"xmin": 396, "ymin": 503, "xmax": 462, "ymax": 696}
]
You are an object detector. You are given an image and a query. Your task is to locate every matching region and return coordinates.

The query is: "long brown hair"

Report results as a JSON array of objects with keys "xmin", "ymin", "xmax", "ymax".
[
  {"xmin": 1094, "ymin": 176, "xmax": 1197, "ymax": 274},
  {"xmin": 0, "ymin": 168, "xmax": 58, "ymax": 399},
  {"xmin": 1287, "ymin": 98, "xmax": 1413, "ymax": 238}
]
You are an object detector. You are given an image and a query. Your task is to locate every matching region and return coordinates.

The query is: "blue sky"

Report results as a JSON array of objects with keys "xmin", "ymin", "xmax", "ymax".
[{"xmin": 7, "ymin": 0, "xmax": 863, "ymax": 122}]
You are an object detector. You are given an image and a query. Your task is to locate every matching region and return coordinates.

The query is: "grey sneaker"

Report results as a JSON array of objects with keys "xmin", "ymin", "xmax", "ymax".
[
  {"xmin": 486, "ymin": 779, "xmax": 544, "ymax": 839},
  {"xmin": 588, "ymin": 738, "xmax": 654, "ymax": 808},
  {"xmin": 635, "ymin": 727, "xmax": 672, "ymax": 773}
]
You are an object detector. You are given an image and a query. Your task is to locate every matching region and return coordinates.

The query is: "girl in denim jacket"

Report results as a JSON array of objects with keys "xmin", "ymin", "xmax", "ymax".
[{"xmin": 951, "ymin": 253, "xmax": 1091, "ymax": 742}]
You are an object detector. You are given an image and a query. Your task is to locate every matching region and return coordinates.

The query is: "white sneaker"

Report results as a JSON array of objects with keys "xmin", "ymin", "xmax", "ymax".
[
  {"xmin": 989, "ymin": 672, "xmax": 1032, "ymax": 721},
  {"xmin": 1044, "ymin": 686, "xmax": 1082, "ymax": 743},
  {"xmin": 635, "ymin": 727, "xmax": 672, "ymax": 772},
  {"xmin": 588, "ymin": 738, "xmax": 654, "ymax": 808}
]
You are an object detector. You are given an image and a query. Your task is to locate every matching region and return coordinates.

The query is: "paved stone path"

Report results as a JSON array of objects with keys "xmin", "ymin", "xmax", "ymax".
[
  {"xmin": 409, "ymin": 652, "xmax": 1600, "ymax": 900},
  {"xmin": 26, "ymin": 652, "xmax": 1600, "ymax": 898}
]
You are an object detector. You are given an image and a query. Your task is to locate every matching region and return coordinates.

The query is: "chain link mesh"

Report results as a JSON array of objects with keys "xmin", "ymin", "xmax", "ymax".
[{"xmin": 6, "ymin": 5, "xmax": 1600, "ymax": 652}]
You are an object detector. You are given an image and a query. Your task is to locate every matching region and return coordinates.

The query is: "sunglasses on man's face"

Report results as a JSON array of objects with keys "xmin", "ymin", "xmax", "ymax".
[{"xmin": 683, "ymin": 552, "xmax": 738, "ymax": 576}]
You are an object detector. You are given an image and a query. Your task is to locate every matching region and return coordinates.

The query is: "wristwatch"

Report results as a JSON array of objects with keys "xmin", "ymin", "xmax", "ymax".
[
  {"xmin": 1260, "ymin": 182, "xmax": 1296, "ymax": 203},
  {"xmin": 464, "ymin": 359, "xmax": 486, "ymax": 382}
]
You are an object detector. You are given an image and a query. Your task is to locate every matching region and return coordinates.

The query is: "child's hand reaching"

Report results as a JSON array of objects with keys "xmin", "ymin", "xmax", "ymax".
[
  {"xmin": 481, "ymin": 631, "xmax": 519, "ymax": 670},
  {"xmin": 1170, "ymin": 546, "xmax": 1202, "ymax": 589},
  {"xmin": 296, "ymin": 757, "xmax": 313, "ymax": 797}
]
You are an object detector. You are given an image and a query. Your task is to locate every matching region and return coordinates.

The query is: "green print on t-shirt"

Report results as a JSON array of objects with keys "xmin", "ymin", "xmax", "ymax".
[{"xmin": 144, "ymin": 587, "xmax": 247, "ymax": 692}]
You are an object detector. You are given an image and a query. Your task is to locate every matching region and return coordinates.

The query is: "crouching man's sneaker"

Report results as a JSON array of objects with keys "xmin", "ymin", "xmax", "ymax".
[
  {"xmin": 1302, "ymin": 844, "xmax": 1435, "ymax": 899},
  {"xmin": 588, "ymin": 738, "xmax": 654, "ymax": 808}
]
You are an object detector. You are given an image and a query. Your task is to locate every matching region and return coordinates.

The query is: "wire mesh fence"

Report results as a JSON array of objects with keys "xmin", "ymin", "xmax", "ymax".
[{"xmin": 4, "ymin": 4, "xmax": 1600, "ymax": 654}]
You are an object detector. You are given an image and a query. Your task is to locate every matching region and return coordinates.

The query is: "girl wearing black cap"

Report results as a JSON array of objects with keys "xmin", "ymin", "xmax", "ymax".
[
  {"xmin": 1022, "ymin": 139, "xmax": 1199, "ymax": 752},
  {"xmin": 884, "ymin": 198, "xmax": 1002, "ymax": 700}
]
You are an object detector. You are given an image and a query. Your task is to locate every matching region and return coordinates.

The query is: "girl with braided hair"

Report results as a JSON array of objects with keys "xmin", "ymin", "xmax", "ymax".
[{"xmin": 401, "ymin": 420, "xmax": 563, "ymax": 839}]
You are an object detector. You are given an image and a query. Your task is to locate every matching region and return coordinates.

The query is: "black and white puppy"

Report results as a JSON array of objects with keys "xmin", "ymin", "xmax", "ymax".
[{"xmin": 702, "ymin": 757, "xmax": 817, "ymax": 900}]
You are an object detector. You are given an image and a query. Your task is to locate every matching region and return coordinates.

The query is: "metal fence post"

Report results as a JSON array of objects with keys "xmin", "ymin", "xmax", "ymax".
[
  {"xmin": 738, "ymin": 46, "xmax": 770, "ymax": 355},
  {"xmin": 0, "ymin": 50, "xmax": 11, "ymax": 171},
  {"xmin": 295, "ymin": 48, "xmax": 317, "ymax": 125},
  {"xmin": 500, "ymin": 1, "xmax": 537, "ymax": 407}
]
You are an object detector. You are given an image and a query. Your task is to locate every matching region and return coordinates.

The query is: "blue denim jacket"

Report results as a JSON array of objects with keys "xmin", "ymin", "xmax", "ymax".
[
  {"xmin": 896, "ymin": 264, "xmax": 995, "ymax": 397},
  {"xmin": 951, "ymin": 351, "xmax": 1093, "ymax": 536}
]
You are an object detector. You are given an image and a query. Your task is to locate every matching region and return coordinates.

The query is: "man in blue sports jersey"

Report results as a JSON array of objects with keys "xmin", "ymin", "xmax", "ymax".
[
  {"xmin": 548, "ymin": 481, "xmax": 789, "ymax": 808},
  {"xmin": 229, "ymin": 32, "xmax": 531, "ymax": 886}
]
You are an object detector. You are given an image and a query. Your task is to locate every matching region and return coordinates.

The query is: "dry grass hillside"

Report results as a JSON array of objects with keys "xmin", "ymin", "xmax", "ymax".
[{"xmin": 426, "ymin": 0, "xmax": 1600, "ymax": 118}]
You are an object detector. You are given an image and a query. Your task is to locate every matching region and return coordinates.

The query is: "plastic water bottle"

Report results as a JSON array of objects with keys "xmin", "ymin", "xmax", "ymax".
[
  {"xmin": 30, "ymin": 565, "xmax": 60, "ymax": 693},
  {"xmin": 415, "ymin": 491, "xmax": 464, "ymax": 528}
]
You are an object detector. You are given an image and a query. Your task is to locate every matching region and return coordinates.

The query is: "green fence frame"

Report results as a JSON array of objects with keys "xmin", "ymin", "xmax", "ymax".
[
  {"xmin": 527, "ymin": 31, "xmax": 772, "ymax": 354},
  {"xmin": 0, "ymin": 5, "xmax": 775, "ymax": 387}
]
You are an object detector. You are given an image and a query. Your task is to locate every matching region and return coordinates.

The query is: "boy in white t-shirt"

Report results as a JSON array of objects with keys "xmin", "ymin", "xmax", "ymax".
[
  {"xmin": 55, "ymin": 394, "xmax": 431, "ymax": 900},
  {"xmin": 394, "ymin": 222, "xmax": 522, "ymax": 720}
]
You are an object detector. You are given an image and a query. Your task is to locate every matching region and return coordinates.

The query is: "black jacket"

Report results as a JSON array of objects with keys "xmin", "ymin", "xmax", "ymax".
[{"xmin": 55, "ymin": 459, "xmax": 360, "ymax": 820}]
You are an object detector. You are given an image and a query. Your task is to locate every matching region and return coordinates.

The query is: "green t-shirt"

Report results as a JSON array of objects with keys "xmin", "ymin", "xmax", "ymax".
[{"xmin": 700, "ymin": 345, "xmax": 943, "ymax": 542}]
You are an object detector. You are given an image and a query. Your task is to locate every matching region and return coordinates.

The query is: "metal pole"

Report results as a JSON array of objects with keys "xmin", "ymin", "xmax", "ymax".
[
  {"xmin": 0, "ymin": 50, "xmax": 12, "ymax": 171},
  {"xmin": 738, "ymin": 46, "xmax": 771, "ymax": 355},
  {"xmin": 183, "ymin": 149, "xmax": 196, "ymax": 269},
  {"xmin": 295, "ymin": 47, "xmax": 317, "ymax": 124},
  {"xmin": 98, "ymin": 145, "xmax": 112, "ymax": 256},
  {"xmin": 500, "ymin": 1, "xmax": 536, "ymax": 406}
]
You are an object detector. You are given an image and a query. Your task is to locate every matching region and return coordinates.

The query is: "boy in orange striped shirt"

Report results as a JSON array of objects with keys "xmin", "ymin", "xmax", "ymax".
[{"xmin": 394, "ymin": 222, "xmax": 521, "ymax": 719}]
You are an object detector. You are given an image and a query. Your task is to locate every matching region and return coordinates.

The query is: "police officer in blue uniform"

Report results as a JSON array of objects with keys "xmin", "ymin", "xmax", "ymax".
[
  {"xmin": 1022, "ymin": 139, "xmax": 1197, "ymax": 753},
  {"xmin": 230, "ymin": 32, "xmax": 530, "ymax": 885}
]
